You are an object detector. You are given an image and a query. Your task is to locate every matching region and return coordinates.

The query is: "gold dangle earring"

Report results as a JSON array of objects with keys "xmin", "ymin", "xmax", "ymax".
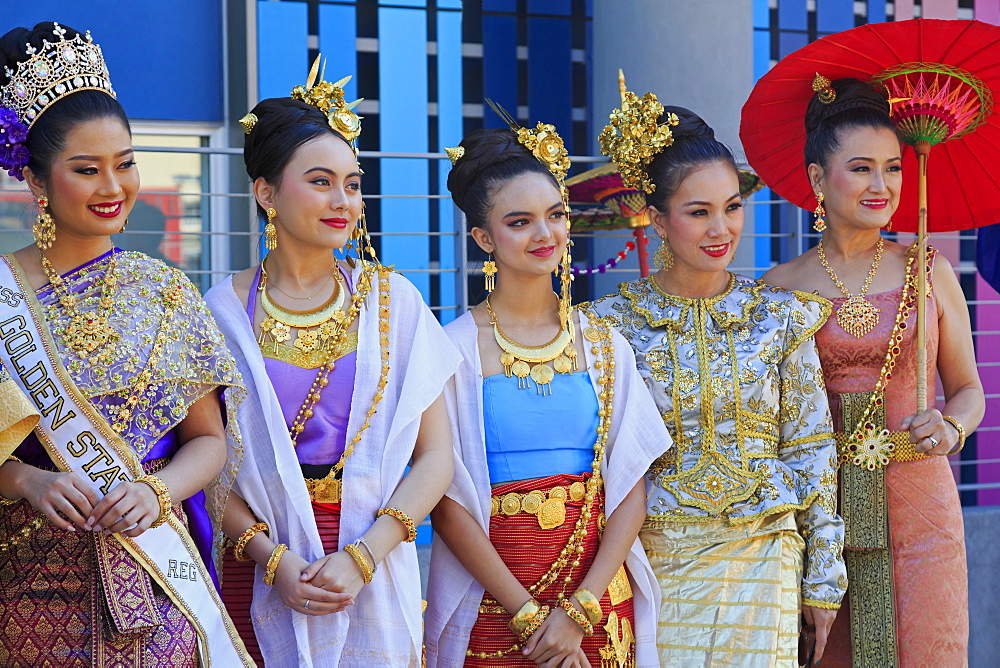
[
  {"xmin": 483, "ymin": 253, "xmax": 497, "ymax": 293},
  {"xmin": 264, "ymin": 207, "xmax": 278, "ymax": 251},
  {"xmin": 34, "ymin": 194, "xmax": 55, "ymax": 250},
  {"xmin": 883, "ymin": 219, "xmax": 893, "ymax": 232},
  {"xmin": 654, "ymin": 237, "xmax": 673, "ymax": 270},
  {"xmin": 813, "ymin": 192, "xmax": 827, "ymax": 232},
  {"xmin": 118, "ymin": 218, "xmax": 129, "ymax": 234},
  {"xmin": 355, "ymin": 201, "xmax": 380, "ymax": 265}
]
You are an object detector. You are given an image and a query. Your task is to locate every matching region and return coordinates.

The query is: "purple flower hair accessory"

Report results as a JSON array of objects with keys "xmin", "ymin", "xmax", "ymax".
[{"xmin": 0, "ymin": 106, "xmax": 30, "ymax": 181}]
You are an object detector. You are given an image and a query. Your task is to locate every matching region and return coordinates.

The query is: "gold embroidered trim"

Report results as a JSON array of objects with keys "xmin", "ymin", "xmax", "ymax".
[
  {"xmin": 781, "ymin": 433, "xmax": 835, "ymax": 452},
  {"xmin": 644, "ymin": 492, "xmax": 821, "ymax": 526},
  {"xmin": 802, "ymin": 598, "xmax": 841, "ymax": 610},
  {"xmin": 260, "ymin": 331, "xmax": 359, "ymax": 369},
  {"xmin": 618, "ymin": 273, "xmax": 766, "ymax": 332},
  {"xmin": 782, "ymin": 290, "xmax": 833, "ymax": 355}
]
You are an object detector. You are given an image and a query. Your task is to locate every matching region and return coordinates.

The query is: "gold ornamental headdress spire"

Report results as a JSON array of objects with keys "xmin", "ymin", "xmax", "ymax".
[
  {"xmin": 0, "ymin": 23, "xmax": 115, "ymax": 127},
  {"xmin": 598, "ymin": 70, "xmax": 678, "ymax": 194},
  {"xmin": 291, "ymin": 55, "xmax": 364, "ymax": 147}
]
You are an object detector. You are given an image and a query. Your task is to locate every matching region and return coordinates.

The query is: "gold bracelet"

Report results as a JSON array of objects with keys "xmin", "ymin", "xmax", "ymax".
[
  {"xmin": 559, "ymin": 598, "xmax": 594, "ymax": 636},
  {"xmin": 518, "ymin": 605, "xmax": 550, "ymax": 643},
  {"xmin": 344, "ymin": 541, "xmax": 374, "ymax": 584},
  {"xmin": 572, "ymin": 588, "xmax": 603, "ymax": 626},
  {"xmin": 376, "ymin": 507, "xmax": 417, "ymax": 542},
  {"xmin": 507, "ymin": 598, "xmax": 541, "ymax": 635},
  {"xmin": 134, "ymin": 474, "xmax": 171, "ymax": 528},
  {"xmin": 263, "ymin": 543, "xmax": 288, "ymax": 586},
  {"xmin": 356, "ymin": 536, "xmax": 378, "ymax": 574},
  {"xmin": 942, "ymin": 415, "xmax": 967, "ymax": 455},
  {"xmin": 233, "ymin": 522, "xmax": 269, "ymax": 562}
]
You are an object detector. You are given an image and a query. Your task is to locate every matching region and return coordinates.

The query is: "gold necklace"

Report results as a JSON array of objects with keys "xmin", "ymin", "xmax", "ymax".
[
  {"xmin": 817, "ymin": 237, "xmax": 883, "ymax": 338},
  {"xmin": 258, "ymin": 263, "xmax": 346, "ymax": 353},
  {"xmin": 39, "ymin": 249, "xmax": 120, "ymax": 357},
  {"xmin": 484, "ymin": 295, "xmax": 577, "ymax": 394},
  {"xmin": 264, "ymin": 258, "xmax": 334, "ymax": 300}
]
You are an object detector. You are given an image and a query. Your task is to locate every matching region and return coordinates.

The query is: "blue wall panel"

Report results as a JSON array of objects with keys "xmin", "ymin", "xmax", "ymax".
[
  {"xmin": 817, "ymin": 0, "xmax": 855, "ymax": 33},
  {"xmin": 5, "ymin": 1, "xmax": 223, "ymax": 121},
  {"xmin": 319, "ymin": 4, "xmax": 358, "ymax": 101},
  {"xmin": 528, "ymin": 0, "xmax": 571, "ymax": 15},
  {"xmin": 437, "ymin": 10, "xmax": 463, "ymax": 322},
  {"xmin": 778, "ymin": 0, "xmax": 808, "ymax": 30},
  {"xmin": 378, "ymin": 7, "xmax": 430, "ymax": 295},
  {"xmin": 527, "ymin": 18, "xmax": 572, "ymax": 133},
  {"xmin": 482, "ymin": 14, "xmax": 518, "ymax": 126},
  {"xmin": 868, "ymin": 0, "xmax": 887, "ymax": 22},
  {"xmin": 257, "ymin": 1, "xmax": 308, "ymax": 101}
]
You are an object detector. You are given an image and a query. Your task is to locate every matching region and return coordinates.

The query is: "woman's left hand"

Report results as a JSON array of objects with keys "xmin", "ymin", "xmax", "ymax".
[
  {"xmin": 84, "ymin": 480, "xmax": 163, "ymax": 538},
  {"xmin": 802, "ymin": 604, "xmax": 838, "ymax": 664},
  {"xmin": 901, "ymin": 409, "xmax": 958, "ymax": 456},
  {"xmin": 522, "ymin": 607, "xmax": 589, "ymax": 667},
  {"xmin": 301, "ymin": 551, "xmax": 366, "ymax": 598}
]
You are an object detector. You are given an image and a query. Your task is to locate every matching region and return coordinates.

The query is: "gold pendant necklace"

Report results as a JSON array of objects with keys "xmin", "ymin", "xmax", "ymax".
[
  {"xmin": 40, "ymin": 249, "xmax": 120, "ymax": 357},
  {"xmin": 484, "ymin": 295, "xmax": 577, "ymax": 394},
  {"xmin": 258, "ymin": 262, "xmax": 346, "ymax": 353},
  {"xmin": 817, "ymin": 238, "xmax": 883, "ymax": 338}
]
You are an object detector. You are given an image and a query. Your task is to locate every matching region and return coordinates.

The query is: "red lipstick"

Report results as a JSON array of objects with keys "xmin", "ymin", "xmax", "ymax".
[
  {"xmin": 322, "ymin": 217, "xmax": 349, "ymax": 229},
  {"xmin": 88, "ymin": 201, "xmax": 123, "ymax": 219},
  {"xmin": 701, "ymin": 243, "xmax": 730, "ymax": 258},
  {"xmin": 528, "ymin": 245, "xmax": 555, "ymax": 258}
]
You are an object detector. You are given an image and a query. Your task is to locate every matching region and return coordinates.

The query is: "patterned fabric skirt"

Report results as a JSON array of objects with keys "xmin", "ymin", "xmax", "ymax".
[
  {"xmin": 639, "ymin": 511, "xmax": 803, "ymax": 667},
  {"xmin": 0, "ymin": 498, "xmax": 198, "ymax": 667},
  {"xmin": 822, "ymin": 458, "xmax": 968, "ymax": 667},
  {"xmin": 465, "ymin": 472, "xmax": 636, "ymax": 668},
  {"xmin": 222, "ymin": 500, "xmax": 341, "ymax": 665}
]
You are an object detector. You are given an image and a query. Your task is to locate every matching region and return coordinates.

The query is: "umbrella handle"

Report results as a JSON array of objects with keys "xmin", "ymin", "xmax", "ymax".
[
  {"xmin": 915, "ymin": 141, "xmax": 930, "ymax": 414},
  {"xmin": 634, "ymin": 227, "xmax": 650, "ymax": 278}
]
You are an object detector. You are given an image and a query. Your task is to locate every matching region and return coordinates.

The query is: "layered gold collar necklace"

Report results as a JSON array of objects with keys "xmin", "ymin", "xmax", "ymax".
[
  {"xmin": 484, "ymin": 295, "xmax": 578, "ymax": 394},
  {"xmin": 817, "ymin": 237, "xmax": 884, "ymax": 338}
]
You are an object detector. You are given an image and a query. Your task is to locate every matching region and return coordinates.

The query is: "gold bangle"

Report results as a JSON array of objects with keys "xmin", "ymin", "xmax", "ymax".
[
  {"xmin": 134, "ymin": 474, "xmax": 171, "ymax": 528},
  {"xmin": 518, "ymin": 605, "xmax": 550, "ymax": 643},
  {"xmin": 376, "ymin": 507, "xmax": 417, "ymax": 542},
  {"xmin": 559, "ymin": 598, "xmax": 594, "ymax": 636},
  {"xmin": 234, "ymin": 522, "xmax": 269, "ymax": 562},
  {"xmin": 943, "ymin": 415, "xmax": 967, "ymax": 455},
  {"xmin": 507, "ymin": 598, "xmax": 541, "ymax": 635},
  {"xmin": 263, "ymin": 543, "xmax": 288, "ymax": 586},
  {"xmin": 344, "ymin": 541, "xmax": 374, "ymax": 584},
  {"xmin": 572, "ymin": 588, "xmax": 603, "ymax": 626},
  {"xmin": 356, "ymin": 536, "xmax": 378, "ymax": 574}
]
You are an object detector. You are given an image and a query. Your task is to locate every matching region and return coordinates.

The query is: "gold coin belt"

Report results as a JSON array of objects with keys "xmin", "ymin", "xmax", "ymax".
[
  {"xmin": 468, "ymin": 313, "xmax": 615, "ymax": 659},
  {"xmin": 490, "ymin": 481, "xmax": 588, "ymax": 531},
  {"xmin": 840, "ymin": 248, "xmax": 921, "ymax": 469},
  {"xmin": 817, "ymin": 237, "xmax": 884, "ymax": 338},
  {"xmin": 40, "ymin": 249, "xmax": 120, "ymax": 357}
]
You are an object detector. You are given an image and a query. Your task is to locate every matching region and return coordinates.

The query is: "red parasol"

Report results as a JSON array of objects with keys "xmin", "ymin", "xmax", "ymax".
[
  {"xmin": 741, "ymin": 18, "xmax": 1000, "ymax": 411},
  {"xmin": 741, "ymin": 18, "xmax": 1000, "ymax": 234}
]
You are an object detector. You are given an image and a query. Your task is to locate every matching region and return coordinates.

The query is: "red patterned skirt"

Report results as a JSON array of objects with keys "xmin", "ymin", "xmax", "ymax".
[
  {"xmin": 465, "ymin": 473, "xmax": 636, "ymax": 667},
  {"xmin": 221, "ymin": 500, "xmax": 340, "ymax": 665}
]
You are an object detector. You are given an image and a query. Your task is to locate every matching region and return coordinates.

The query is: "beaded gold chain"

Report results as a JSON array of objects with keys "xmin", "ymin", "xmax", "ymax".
[
  {"xmin": 817, "ymin": 237, "xmax": 884, "ymax": 338},
  {"xmin": 467, "ymin": 313, "xmax": 615, "ymax": 660},
  {"xmin": 840, "ymin": 247, "xmax": 921, "ymax": 468},
  {"xmin": 39, "ymin": 249, "xmax": 120, "ymax": 357}
]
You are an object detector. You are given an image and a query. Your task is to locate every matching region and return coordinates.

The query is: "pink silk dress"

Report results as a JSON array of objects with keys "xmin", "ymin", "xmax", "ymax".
[{"xmin": 815, "ymin": 250, "xmax": 968, "ymax": 666}]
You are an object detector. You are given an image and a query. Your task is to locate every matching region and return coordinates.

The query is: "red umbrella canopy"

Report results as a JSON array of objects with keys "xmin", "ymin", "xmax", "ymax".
[{"xmin": 741, "ymin": 18, "xmax": 1000, "ymax": 233}]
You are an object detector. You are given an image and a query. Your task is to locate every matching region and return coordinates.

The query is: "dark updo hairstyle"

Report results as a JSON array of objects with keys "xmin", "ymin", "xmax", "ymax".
[
  {"xmin": 0, "ymin": 22, "xmax": 130, "ymax": 182},
  {"xmin": 446, "ymin": 128, "xmax": 559, "ymax": 229},
  {"xmin": 804, "ymin": 78, "xmax": 897, "ymax": 169},
  {"xmin": 644, "ymin": 106, "xmax": 739, "ymax": 212},
  {"xmin": 243, "ymin": 97, "xmax": 353, "ymax": 219}
]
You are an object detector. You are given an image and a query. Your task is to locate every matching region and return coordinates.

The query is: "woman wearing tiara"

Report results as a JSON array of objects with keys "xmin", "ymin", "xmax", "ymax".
[
  {"xmin": 757, "ymin": 76, "xmax": 982, "ymax": 667},
  {"xmin": 0, "ymin": 22, "xmax": 250, "ymax": 666},
  {"xmin": 205, "ymin": 61, "xmax": 458, "ymax": 666},
  {"xmin": 589, "ymin": 94, "xmax": 846, "ymax": 666},
  {"xmin": 424, "ymin": 117, "xmax": 664, "ymax": 668}
]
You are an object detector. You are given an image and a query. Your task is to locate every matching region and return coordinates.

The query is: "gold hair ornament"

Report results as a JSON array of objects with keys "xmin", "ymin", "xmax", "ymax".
[
  {"xmin": 813, "ymin": 72, "xmax": 837, "ymax": 104},
  {"xmin": 239, "ymin": 113, "xmax": 257, "ymax": 134},
  {"xmin": 598, "ymin": 89, "xmax": 678, "ymax": 194},
  {"xmin": 444, "ymin": 146, "xmax": 465, "ymax": 165},
  {"xmin": 291, "ymin": 56, "xmax": 363, "ymax": 144},
  {"xmin": 0, "ymin": 23, "xmax": 115, "ymax": 127}
]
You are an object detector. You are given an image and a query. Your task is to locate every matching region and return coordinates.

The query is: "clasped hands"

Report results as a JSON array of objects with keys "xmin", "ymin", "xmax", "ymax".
[{"xmin": 272, "ymin": 549, "xmax": 364, "ymax": 616}]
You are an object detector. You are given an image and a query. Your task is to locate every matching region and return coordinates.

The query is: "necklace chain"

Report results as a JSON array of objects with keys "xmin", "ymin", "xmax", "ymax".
[
  {"xmin": 817, "ymin": 238, "xmax": 884, "ymax": 338},
  {"xmin": 263, "ymin": 257, "xmax": 334, "ymax": 300},
  {"xmin": 39, "ymin": 248, "xmax": 120, "ymax": 357}
]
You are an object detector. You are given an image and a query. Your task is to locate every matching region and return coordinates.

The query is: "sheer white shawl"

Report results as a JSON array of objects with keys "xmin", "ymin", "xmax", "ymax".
[
  {"xmin": 205, "ymin": 265, "xmax": 460, "ymax": 667},
  {"xmin": 424, "ymin": 309, "xmax": 667, "ymax": 668}
]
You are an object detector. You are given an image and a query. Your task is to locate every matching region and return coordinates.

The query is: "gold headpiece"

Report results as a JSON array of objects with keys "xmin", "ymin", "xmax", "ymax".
[
  {"xmin": 291, "ymin": 56, "xmax": 363, "ymax": 144},
  {"xmin": 485, "ymin": 99, "xmax": 571, "ymax": 183},
  {"xmin": 443, "ymin": 146, "xmax": 465, "ymax": 165},
  {"xmin": 238, "ymin": 113, "xmax": 257, "ymax": 134},
  {"xmin": 812, "ymin": 73, "xmax": 837, "ymax": 104},
  {"xmin": 598, "ymin": 85, "xmax": 678, "ymax": 194},
  {"xmin": 0, "ymin": 23, "xmax": 115, "ymax": 127}
]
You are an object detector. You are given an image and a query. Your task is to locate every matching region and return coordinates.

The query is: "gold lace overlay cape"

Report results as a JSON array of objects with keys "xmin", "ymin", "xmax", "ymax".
[
  {"xmin": 588, "ymin": 274, "xmax": 846, "ymax": 608},
  {"xmin": 0, "ymin": 364, "xmax": 38, "ymax": 457}
]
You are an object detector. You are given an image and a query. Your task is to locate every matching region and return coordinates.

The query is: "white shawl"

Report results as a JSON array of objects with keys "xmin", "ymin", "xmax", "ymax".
[
  {"xmin": 424, "ymin": 309, "xmax": 667, "ymax": 668},
  {"xmin": 205, "ymin": 265, "xmax": 460, "ymax": 667}
]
